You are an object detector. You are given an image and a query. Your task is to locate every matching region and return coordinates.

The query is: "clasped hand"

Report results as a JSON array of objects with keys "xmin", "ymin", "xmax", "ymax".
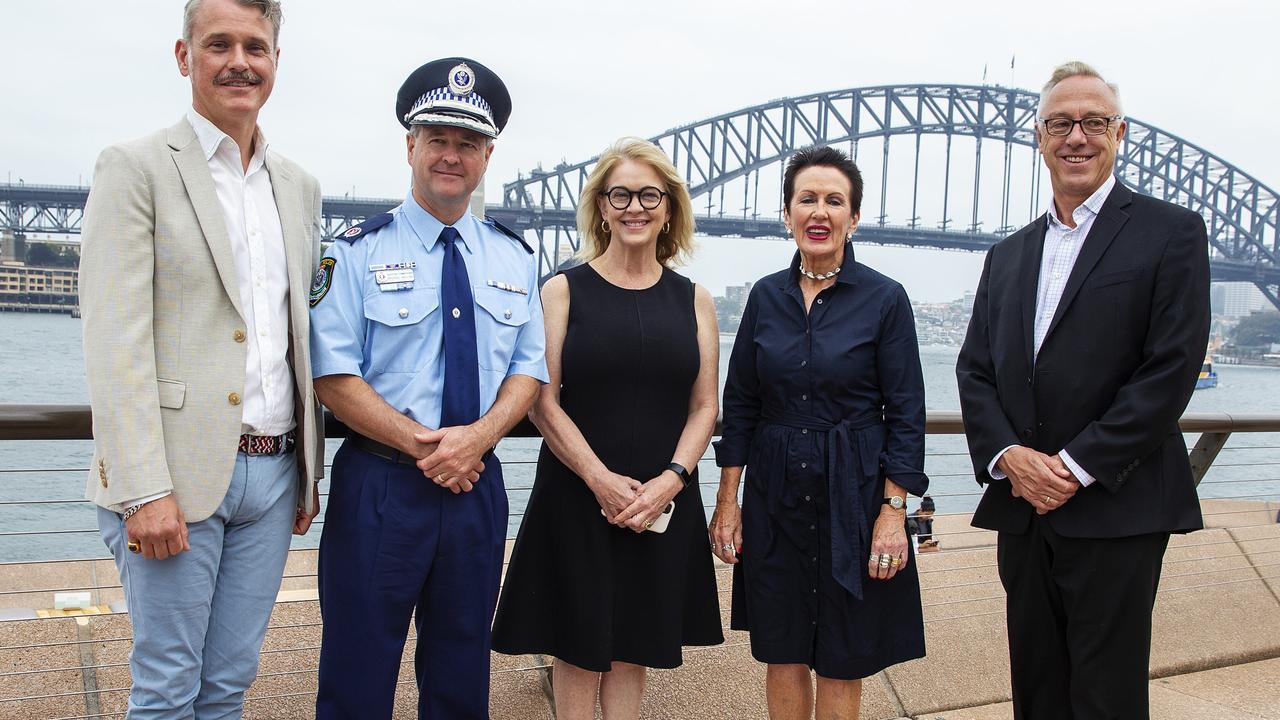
[
  {"xmin": 596, "ymin": 471, "xmax": 680, "ymax": 533},
  {"xmin": 998, "ymin": 446, "xmax": 1079, "ymax": 514},
  {"xmin": 414, "ymin": 425, "xmax": 487, "ymax": 494}
]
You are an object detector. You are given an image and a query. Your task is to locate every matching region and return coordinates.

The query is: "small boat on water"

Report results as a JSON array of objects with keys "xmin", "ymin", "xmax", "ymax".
[{"xmin": 1196, "ymin": 358, "xmax": 1218, "ymax": 390}]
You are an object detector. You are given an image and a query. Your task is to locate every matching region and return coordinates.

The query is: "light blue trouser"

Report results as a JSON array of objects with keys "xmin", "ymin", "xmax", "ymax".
[{"xmin": 99, "ymin": 452, "xmax": 297, "ymax": 720}]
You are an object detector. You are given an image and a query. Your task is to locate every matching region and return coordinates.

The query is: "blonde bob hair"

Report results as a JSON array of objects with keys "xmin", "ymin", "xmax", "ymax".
[{"xmin": 576, "ymin": 137, "xmax": 696, "ymax": 267}]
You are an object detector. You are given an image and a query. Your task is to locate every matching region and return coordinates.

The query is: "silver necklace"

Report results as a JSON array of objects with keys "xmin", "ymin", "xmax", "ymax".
[{"xmin": 799, "ymin": 263, "xmax": 840, "ymax": 281}]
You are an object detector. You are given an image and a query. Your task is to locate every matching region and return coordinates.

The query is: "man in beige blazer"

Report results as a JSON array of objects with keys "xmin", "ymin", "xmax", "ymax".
[{"xmin": 79, "ymin": 1, "xmax": 323, "ymax": 716}]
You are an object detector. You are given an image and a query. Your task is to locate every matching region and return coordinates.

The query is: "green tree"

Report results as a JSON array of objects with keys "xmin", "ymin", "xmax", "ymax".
[
  {"xmin": 24, "ymin": 243, "xmax": 59, "ymax": 267},
  {"xmin": 1230, "ymin": 311, "xmax": 1280, "ymax": 347}
]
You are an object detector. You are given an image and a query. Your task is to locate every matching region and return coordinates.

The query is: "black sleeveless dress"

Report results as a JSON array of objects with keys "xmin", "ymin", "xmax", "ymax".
[{"xmin": 492, "ymin": 263, "xmax": 724, "ymax": 670}]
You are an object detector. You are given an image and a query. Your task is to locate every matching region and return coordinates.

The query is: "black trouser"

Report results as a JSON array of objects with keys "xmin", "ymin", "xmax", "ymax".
[{"xmin": 997, "ymin": 514, "xmax": 1169, "ymax": 720}]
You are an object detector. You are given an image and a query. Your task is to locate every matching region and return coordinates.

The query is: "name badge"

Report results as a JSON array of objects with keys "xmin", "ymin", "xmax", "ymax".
[{"xmin": 376, "ymin": 268, "xmax": 416, "ymax": 285}]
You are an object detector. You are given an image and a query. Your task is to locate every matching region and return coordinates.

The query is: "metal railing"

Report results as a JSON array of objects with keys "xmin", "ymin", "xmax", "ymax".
[{"xmin": 1, "ymin": 407, "xmax": 1278, "ymax": 719}]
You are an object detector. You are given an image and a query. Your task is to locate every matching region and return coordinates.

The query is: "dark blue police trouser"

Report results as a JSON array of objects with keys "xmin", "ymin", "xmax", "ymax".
[{"xmin": 315, "ymin": 441, "xmax": 507, "ymax": 720}]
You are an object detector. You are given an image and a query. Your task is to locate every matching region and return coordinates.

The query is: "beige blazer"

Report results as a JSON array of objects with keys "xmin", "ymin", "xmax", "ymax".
[{"xmin": 81, "ymin": 118, "xmax": 324, "ymax": 522}]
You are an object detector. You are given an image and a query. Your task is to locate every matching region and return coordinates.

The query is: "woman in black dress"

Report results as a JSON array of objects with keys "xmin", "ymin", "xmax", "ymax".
[
  {"xmin": 708, "ymin": 146, "xmax": 928, "ymax": 719},
  {"xmin": 492, "ymin": 137, "xmax": 723, "ymax": 719}
]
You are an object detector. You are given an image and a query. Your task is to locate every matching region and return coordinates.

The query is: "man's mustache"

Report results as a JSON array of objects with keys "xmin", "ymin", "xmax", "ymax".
[{"xmin": 215, "ymin": 70, "xmax": 262, "ymax": 85}]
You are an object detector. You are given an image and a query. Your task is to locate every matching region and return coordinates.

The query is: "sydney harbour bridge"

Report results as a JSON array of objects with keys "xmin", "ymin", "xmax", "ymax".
[{"xmin": 3, "ymin": 84, "xmax": 1278, "ymax": 309}]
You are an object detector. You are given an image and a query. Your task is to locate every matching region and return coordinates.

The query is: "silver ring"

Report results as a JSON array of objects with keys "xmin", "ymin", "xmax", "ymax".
[
  {"xmin": 869, "ymin": 553, "xmax": 878, "ymax": 563},
  {"xmin": 722, "ymin": 543, "xmax": 733, "ymax": 552},
  {"xmin": 877, "ymin": 554, "xmax": 891, "ymax": 567}
]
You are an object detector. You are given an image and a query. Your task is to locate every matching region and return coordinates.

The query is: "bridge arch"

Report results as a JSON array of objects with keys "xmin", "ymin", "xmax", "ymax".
[{"xmin": 500, "ymin": 84, "xmax": 1279, "ymax": 306}]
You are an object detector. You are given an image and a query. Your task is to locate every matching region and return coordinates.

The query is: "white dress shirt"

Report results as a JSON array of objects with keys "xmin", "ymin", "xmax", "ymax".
[
  {"xmin": 987, "ymin": 175, "xmax": 1117, "ymax": 488},
  {"xmin": 187, "ymin": 108, "xmax": 295, "ymax": 437}
]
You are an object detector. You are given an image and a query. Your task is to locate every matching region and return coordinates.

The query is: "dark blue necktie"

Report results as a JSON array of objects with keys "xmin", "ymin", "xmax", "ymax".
[{"xmin": 439, "ymin": 226, "xmax": 480, "ymax": 427}]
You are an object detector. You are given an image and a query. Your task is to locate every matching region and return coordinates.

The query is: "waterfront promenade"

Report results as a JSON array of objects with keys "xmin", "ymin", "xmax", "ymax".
[
  {"xmin": 2, "ymin": 405, "xmax": 1278, "ymax": 719},
  {"xmin": 1, "ymin": 497, "xmax": 1278, "ymax": 718}
]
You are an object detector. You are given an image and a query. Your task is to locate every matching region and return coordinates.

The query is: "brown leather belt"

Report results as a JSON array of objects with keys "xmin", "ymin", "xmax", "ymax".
[{"xmin": 238, "ymin": 430, "xmax": 296, "ymax": 456}]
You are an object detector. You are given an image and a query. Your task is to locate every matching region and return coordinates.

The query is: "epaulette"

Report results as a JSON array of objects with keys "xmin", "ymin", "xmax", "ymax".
[
  {"xmin": 336, "ymin": 213, "xmax": 393, "ymax": 243},
  {"xmin": 485, "ymin": 216, "xmax": 534, "ymax": 254}
]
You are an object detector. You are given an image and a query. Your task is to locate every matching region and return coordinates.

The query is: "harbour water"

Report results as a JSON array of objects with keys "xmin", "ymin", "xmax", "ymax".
[{"xmin": 1, "ymin": 312, "xmax": 1277, "ymax": 563}]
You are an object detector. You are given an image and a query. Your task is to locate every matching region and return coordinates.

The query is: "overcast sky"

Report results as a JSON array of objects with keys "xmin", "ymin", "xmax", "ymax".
[{"xmin": 2, "ymin": 0, "xmax": 1275, "ymax": 300}]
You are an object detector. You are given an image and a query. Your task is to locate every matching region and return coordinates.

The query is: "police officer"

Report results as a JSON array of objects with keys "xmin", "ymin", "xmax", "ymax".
[{"xmin": 309, "ymin": 57, "xmax": 547, "ymax": 719}]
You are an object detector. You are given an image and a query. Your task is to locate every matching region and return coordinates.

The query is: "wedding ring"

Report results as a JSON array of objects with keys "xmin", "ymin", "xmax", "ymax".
[
  {"xmin": 890, "ymin": 557, "xmax": 902, "ymax": 567},
  {"xmin": 644, "ymin": 519, "xmax": 653, "ymax": 529},
  {"xmin": 1044, "ymin": 495, "xmax": 1053, "ymax": 504},
  {"xmin": 127, "ymin": 541, "xmax": 141, "ymax": 554}
]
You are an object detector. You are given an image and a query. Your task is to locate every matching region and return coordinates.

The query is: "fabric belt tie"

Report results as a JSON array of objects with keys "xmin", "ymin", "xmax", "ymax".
[
  {"xmin": 238, "ymin": 430, "xmax": 296, "ymax": 456},
  {"xmin": 760, "ymin": 409, "xmax": 884, "ymax": 601},
  {"xmin": 439, "ymin": 226, "xmax": 481, "ymax": 427}
]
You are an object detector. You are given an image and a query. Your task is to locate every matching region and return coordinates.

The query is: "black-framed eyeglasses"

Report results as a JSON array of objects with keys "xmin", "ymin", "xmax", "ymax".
[
  {"xmin": 1039, "ymin": 115, "xmax": 1124, "ymax": 137},
  {"xmin": 601, "ymin": 186, "xmax": 667, "ymax": 210}
]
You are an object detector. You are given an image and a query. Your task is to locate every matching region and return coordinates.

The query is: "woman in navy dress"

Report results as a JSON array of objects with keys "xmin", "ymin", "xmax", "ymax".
[
  {"xmin": 493, "ymin": 138, "xmax": 723, "ymax": 719},
  {"xmin": 708, "ymin": 145, "xmax": 928, "ymax": 719}
]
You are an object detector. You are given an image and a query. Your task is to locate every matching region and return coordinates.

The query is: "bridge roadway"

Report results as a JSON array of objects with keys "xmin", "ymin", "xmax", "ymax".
[{"xmin": 3, "ymin": 183, "xmax": 1276, "ymax": 288}]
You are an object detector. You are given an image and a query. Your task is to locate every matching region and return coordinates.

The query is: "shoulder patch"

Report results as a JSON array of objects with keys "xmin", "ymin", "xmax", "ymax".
[
  {"xmin": 485, "ymin": 216, "xmax": 534, "ymax": 254},
  {"xmin": 309, "ymin": 257, "xmax": 336, "ymax": 307},
  {"xmin": 337, "ymin": 213, "xmax": 393, "ymax": 243}
]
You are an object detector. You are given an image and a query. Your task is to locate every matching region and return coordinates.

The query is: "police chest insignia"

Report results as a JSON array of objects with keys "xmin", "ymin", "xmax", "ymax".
[
  {"xmin": 309, "ymin": 258, "xmax": 336, "ymax": 307},
  {"xmin": 448, "ymin": 62, "xmax": 475, "ymax": 96}
]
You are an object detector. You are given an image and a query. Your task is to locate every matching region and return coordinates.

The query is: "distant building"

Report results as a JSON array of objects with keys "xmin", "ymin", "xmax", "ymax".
[
  {"xmin": 0, "ymin": 262, "xmax": 79, "ymax": 314},
  {"xmin": 715, "ymin": 282, "xmax": 753, "ymax": 334},
  {"xmin": 1212, "ymin": 282, "xmax": 1268, "ymax": 318}
]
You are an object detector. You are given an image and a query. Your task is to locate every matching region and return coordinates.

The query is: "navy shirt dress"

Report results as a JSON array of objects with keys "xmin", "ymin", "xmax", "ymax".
[{"xmin": 714, "ymin": 245, "xmax": 929, "ymax": 679}]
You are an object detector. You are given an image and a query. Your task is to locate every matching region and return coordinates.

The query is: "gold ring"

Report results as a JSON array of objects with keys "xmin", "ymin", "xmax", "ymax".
[
  {"xmin": 890, "ymin": 557, "xmax": 902, "ymax": 567},
  {"xmin": 127, "ymin": 541, "xmax": 141, "ymax": 554},
  {"xmin": 1044, "ymin": 495, "xmax": 1053, "ymax": 504},
  {"xmin": 644, "ymin": 519, "xmax": 653, "ymax": 529}
]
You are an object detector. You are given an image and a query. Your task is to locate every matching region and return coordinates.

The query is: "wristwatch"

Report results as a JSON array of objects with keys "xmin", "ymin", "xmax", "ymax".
[
  {"xmin": 667, "ymin": 462, "xmax": 692, "ymax": 488},
  {"xmin": 881, "ymin": 495, "xmax": 906, "ymax": 511}
]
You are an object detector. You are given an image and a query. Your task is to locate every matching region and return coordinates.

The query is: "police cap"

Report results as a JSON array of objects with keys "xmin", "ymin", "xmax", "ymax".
[{"xmin": 396, "ymin": 57, "xmax": 511, "ymax": 138}]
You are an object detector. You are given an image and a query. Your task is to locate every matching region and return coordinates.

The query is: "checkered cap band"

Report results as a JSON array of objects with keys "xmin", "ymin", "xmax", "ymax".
[{"xmin": 405, "ymin": 87, "xmax": 495, "ymax": 128}]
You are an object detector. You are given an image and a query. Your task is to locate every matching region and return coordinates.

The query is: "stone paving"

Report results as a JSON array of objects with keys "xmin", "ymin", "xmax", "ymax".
[{"xmin": 1, "ymin": 500, "xmax": 1277, "ymax": 719}]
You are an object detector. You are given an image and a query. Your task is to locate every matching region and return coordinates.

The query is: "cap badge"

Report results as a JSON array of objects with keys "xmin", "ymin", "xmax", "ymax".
[{"xmin": 448, "ymin": 62, "xmax": 475, "ymax": 97}]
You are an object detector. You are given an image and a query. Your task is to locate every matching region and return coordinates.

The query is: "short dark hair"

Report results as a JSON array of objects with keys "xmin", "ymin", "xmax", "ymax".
[
  {"xmin": 920, "ymin": 495, "xmax": 936, "ymax": 513},
  {"xmin": 782, "ymin": 145, "xmax": 863, "ymax": 214}
]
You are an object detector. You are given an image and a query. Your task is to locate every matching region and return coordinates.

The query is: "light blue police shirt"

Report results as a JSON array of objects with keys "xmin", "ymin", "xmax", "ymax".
[{"xmin": 310, "ymin": 192, "xmax": 548, "ymax": 430}]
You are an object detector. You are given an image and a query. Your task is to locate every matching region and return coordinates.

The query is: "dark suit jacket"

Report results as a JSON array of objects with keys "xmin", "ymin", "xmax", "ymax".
[{"xmin": 956, "ymin": 182, "xmax": 1210, "ymax": 538}]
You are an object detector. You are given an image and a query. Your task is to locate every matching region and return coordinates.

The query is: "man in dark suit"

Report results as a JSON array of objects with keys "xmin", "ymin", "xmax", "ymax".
[{"xmin": 956, "ymin": 61, "xmax": 1210, "ymax": 719}]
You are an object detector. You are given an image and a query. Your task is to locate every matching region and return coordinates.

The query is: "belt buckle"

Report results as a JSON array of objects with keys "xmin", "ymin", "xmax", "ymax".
[{"xmin": 239, "ymin": 431, "xmax": 296, "ymax": 456}]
